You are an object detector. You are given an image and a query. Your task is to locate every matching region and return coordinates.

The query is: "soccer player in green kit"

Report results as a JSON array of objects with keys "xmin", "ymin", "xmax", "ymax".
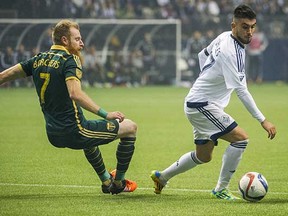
[{"xmin": 0, "ymin": 19, "xmax": 137, "ymax": 194}]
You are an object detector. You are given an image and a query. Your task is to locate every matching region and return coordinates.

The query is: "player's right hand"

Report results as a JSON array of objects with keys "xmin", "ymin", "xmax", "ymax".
[
  {"xmin": 261, "ymin": 120, "xmax": 276, "ymax": 140},
  {"xmin": 106, "ymin": 111, "xmax": 125, "ymax": 122}
]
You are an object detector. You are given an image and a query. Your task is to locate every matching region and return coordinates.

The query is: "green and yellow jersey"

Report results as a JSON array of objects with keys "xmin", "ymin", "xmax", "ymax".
[{"xmin": 20, "ymin": 45, "xmax": 84, "ymax": 135}]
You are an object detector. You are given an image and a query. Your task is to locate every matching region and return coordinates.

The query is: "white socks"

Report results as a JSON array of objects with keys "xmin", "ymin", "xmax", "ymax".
[
  {"xmin": 214, "ymin": 140, "xmax": 248, "ymax": 191},
  {"xmin": 159, "ymin": 140, "xmax": 248, "ymax": 190},
  {"xmin": 161, "ymin": 151, "xmax": 203, "ymax": 181}
]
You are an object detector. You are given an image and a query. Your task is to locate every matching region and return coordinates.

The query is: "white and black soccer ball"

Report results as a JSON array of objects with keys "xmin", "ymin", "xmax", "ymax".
[{"xmin": 238, "ymin": 172, "xmax": 268, "ymax": 202}]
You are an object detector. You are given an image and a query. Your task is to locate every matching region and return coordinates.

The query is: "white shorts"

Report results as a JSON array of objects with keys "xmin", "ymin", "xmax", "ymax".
[{"xmin": 184, "ymin": 101, "xmax": 237, "ymax": 145}]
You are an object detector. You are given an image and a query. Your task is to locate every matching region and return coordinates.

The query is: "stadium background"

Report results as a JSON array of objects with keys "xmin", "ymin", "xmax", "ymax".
[
  {"xmin": 1, "ymin": 2, "xmax": 288, "ymax": 215},
  {"xmin": 0, "ymin": 0, "xmax": 287, "ymax": 86}
]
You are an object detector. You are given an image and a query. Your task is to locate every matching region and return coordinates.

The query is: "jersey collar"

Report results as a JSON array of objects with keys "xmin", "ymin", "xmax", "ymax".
[
  {"xmin": 230, "ymin": 34, "xmax": 245, "ymax": 49},
  {"xmin": 50, "ymin": 45, "xmax": 71, "ymax": 54}
]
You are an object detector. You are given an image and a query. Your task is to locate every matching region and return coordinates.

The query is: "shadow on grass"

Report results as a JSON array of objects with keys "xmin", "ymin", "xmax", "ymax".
[
  {"xmin": 0, "ymin": 191, "xmax": 210, "ymax": 201},
  {"xmin": 1, "ymin": 191, "xmax": 287, "ymax": 205}
]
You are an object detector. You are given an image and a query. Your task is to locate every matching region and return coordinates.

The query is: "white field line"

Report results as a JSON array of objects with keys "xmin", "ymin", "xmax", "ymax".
[{"xmin": 1, "ymin": 182, "xmax": 288, "ymax": 195}]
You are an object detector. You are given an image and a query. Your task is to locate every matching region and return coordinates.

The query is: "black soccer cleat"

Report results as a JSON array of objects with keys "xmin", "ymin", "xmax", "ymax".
[
  {"xmin": 109, "ymin": 180, "xmax": 127, "ymax": 195},
  {"xmin": 101, "ymin": 175, "xmax": 113, "ymax": 194}
]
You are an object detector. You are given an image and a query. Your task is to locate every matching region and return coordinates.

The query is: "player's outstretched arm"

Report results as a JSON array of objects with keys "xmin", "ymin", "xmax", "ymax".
[
  {"xmin": 0, "ymin": 64, "xmax": 26, "ymax": 85},
  {"xmin": 261, "ymin": 119, "xmax": 276, "ymax": 140}
]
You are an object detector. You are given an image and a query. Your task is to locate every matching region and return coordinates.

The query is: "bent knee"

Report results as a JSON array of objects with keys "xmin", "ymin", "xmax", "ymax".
[
  {"xmin": 223, "ymin": 126, "xmax": 249, "ymax": 143},
  {"xmin": 195, "ymin": 141, "xmax": 214, "ymax": 163},
  {"xmin": 127, "ymin": 119, "xmax": 137, "ymax": 133},
  {"xmin": 236, "ymin": 127, "xmax": 249, "ymax": 140},
  {"xmin": 196, "ymin": 152, "xmax": 212, "ymax": 163},
  {"xmin": 199, "ymin": 155, "xmax": 212, "ymax": 163},
  {"xmin": 121, "ymin": 119, "xmax": 137, "ymax": 136},
  {"xmin": 235, "ymin": 134, "xmax": 249, "ymax": 142}
]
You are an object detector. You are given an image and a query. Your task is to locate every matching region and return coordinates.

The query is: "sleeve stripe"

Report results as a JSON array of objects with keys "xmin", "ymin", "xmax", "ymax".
[{"xmin": 65, "ymin": 77, "xmax": 80, "ymax": 82}]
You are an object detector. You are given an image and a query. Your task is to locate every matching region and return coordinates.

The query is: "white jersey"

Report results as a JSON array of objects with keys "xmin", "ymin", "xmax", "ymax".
[{"xmin": 185, "ymin": 31, "xmax": 265, "ymax": 122}]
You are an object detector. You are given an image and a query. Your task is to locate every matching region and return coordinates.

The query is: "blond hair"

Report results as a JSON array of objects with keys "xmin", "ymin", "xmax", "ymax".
[{"xmin": 52, "ymin": 19, "xmax": 80, "ymax": 45}]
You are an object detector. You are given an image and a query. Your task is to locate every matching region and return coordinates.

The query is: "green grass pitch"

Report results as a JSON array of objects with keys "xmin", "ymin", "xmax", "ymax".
[{"xmin": 0, "ymin": 84, "xmax": 287, "ymax": 215}]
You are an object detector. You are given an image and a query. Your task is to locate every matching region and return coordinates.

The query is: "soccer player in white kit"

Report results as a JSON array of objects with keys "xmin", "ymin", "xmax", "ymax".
[{"xmin": 151, "ymin": 4, "xmax": 277, "ymax": 200}]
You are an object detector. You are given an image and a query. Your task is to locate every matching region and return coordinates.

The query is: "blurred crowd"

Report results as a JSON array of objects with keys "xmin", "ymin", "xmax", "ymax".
[
  {"xmin": 2, "ymin": 0, "xmax": 288, "ymax": 37},
  {"xmin": 1, "ymin": 0, "xmax": 288, "ymax": 87},
  {"xmin": 3, "ymin": 0, "xmax": 288, "ymax": 20},
  {"xmin": 0, "ymin": 35, "xmax": 158, "ymax": 87}
]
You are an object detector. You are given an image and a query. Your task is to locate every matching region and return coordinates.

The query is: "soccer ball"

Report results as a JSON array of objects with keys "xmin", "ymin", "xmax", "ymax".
[{"xmin": 238, "ymin": 172, "xmax": 268, "ymax": 202}]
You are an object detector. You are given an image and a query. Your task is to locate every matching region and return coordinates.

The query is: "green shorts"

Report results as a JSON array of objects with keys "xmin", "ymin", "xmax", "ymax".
[{"xmin": 47, "ymin": 119, "xmax": 119, "ymax": 149}]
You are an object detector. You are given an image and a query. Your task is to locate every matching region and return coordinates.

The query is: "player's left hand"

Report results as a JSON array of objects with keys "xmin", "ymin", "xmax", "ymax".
[
  {"xmin": 106, "ymin": 111, "xmax": 125, "ymax": 122},
  {"xmin": 261, "ymin": 120, "xmax": 276, "ymax": 140}
]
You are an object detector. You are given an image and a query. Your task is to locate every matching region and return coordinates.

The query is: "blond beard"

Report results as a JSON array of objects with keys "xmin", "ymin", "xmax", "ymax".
[
  {"xmin": 68, "ymin": 46, "xmax": 84, "ymax": 65},
  {"xmin": 75, "ymin": 50, "xmax": 84, "ymax": 65}
]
